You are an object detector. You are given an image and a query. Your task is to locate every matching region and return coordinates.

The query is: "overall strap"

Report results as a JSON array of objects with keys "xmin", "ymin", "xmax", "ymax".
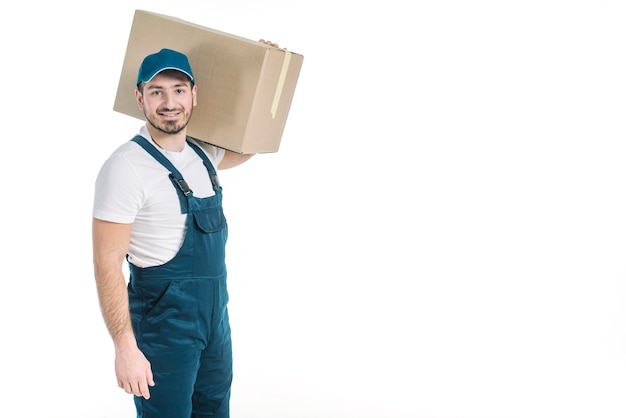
[
  {"xmin": 186, "ymin": 139, "xmax": 222, "ymax": 192},
  {"xmin": 130, "ymin": 135, "xmax": 191, "ymax": 213}
]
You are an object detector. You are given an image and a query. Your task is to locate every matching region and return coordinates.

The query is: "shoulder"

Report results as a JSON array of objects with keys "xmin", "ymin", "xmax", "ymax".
[
  {"xmin": 187, "ymin": 137, "xmax": 226, "ymax": 166},
  {"xmin": 105, "ymin": 139, "xmax": 145, "ymax": 163},
  {"xmin": 93, "ymin": 140, "xmax": 160, "ymax": 223},
  {"xmin": 187, "ymin": 136, "xmax": 254, "ymax": 170},
  {"xmin": 101, "ymin": 140, "xmax": 162, "ymax": 171},
  {"xmin": 95, "ymin": 140, "xmax": 165, "ymax": 193}
]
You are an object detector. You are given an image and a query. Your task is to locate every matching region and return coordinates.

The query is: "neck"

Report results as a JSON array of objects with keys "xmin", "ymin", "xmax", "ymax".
[{"xmin": 146, "ymin": 125, "xmax": 186, "ymax": 152}]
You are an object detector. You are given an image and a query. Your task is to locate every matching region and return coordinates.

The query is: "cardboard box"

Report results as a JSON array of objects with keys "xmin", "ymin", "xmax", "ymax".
[{"xmin": 114, "ymin": 10, "xmax": 303, "ymax": 154}]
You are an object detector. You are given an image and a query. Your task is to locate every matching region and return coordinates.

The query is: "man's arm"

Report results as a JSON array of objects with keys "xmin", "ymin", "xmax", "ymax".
[
  {"xmin": 218, "ymin": 150, "xmax": 255, "ymax": 170},
  {"xmin": 92, "ymin": 218, "xmax": 154, "ymax": 399}
]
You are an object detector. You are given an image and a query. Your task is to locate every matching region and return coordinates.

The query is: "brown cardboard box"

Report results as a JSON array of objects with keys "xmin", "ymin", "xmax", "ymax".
[{"xmin": 114, "ymin": 10, "xmax": 303, "ymax": 154}]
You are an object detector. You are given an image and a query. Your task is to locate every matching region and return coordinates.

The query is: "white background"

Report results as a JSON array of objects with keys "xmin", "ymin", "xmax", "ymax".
[{"xmin": 1, "ymin": 1, "xmax": 626, "ymax": 417}]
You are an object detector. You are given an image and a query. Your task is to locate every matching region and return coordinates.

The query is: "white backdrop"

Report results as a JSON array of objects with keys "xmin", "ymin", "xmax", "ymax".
[{"xmin": 1, "ymin": 1, "xmax": 626, "ymax": 417}]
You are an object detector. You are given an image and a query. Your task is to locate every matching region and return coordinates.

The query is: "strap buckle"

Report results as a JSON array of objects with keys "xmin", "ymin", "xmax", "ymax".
[{"xmin": 169, "ymin": 174, "xmax": 192, "ymax": 196}]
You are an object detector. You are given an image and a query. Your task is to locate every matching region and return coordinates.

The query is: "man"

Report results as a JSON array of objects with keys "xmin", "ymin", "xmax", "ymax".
[{"xmin": 93, "ymin": 43, "xmax": 276, "ymax": 417}]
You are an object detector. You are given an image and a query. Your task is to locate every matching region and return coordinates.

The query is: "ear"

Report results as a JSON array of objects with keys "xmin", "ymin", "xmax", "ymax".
[
  {"xmin": 192, "ymin": 84, "xmax": 198, "ymax": 107},
  {"xmin": 135, "ymin": 88, "xmax": 145, "ymax": 110}
]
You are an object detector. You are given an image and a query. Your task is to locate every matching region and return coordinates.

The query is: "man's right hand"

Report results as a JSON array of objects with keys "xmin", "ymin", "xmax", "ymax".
[{"xmin": 115, "ymin": 344, "xmax": 155, "ymax": 399}]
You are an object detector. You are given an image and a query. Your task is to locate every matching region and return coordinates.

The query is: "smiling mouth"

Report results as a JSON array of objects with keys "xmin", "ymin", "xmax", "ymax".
[{"xmin": 157, "ymin": 107, "xmax": 182, "ymax": 116}]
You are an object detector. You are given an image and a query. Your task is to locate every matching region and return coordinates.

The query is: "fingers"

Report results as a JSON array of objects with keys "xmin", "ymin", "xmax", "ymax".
[
  {"xmin": 137, "ymin": 378, "xmax": 152, "ymax": 399},
  {"xmin": 119, "ymin": 380, "xmax": 152, "ymax": 399},
  {"xmin": 115, "ymin": 349, "xmax": 155, "ymax": 399},
  {"xmin": 147, "ymin": 367, "xmax": 155, "ymax": 387},
  {"xmin": 117, "ymin": 375, "xmax": 154, "ymax": 399},
  {"xmin": 259, "ymin": 39, "xmax": 280, "ymax": 48}
]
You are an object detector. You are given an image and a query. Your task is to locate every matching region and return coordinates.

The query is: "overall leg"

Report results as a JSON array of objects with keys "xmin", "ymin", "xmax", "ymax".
[
  {"xmin": 191, "ymin": 307, "xmax": 233, "ymax": 418},
  {"xmin": 130, "ymin": 278, "xmax": 211, "ymax": 418},
  {"xmin": 135, "ymin": 347, "xmax": 202, "ymax": 418}
]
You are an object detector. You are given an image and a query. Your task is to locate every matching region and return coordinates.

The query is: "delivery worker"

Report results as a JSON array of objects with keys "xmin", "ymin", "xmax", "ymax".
[{"xmin": 93, "ymin": 42, "xmax": 277, "ymax": 417}]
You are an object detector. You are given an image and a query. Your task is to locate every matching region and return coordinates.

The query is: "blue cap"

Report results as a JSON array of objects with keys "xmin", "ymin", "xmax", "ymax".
[{"xmin": 136, "ymin": 48, "xmax": 195, "ymax": 86}]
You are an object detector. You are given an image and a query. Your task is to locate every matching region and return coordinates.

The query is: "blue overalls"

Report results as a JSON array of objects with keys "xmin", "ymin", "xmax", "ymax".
[{"xmin": 127, "ymin": 136, "xmax": 232, "ymax": 418}]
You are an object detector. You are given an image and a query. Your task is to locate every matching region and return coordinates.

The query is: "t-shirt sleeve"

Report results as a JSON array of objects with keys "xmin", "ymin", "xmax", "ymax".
[{"xmin": 92, "ymin": 153, "xmax": 144, "ymax": 224}]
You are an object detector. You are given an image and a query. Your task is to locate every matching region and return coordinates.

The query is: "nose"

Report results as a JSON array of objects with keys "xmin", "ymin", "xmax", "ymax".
[{"xmin": 162, "ymin": 92, "xmax": 176, "ymax": 108}]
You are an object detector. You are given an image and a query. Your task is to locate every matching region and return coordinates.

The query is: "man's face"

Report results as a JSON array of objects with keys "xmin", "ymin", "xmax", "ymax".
[{"xmin": 136, "ymin": 72, "xmax": 197, "ymax": 135}]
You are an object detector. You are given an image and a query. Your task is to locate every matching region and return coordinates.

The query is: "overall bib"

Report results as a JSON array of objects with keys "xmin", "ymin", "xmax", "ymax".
[{"xmin": 127, "ymin": 136, "xmax": 232, "ymax": 418}]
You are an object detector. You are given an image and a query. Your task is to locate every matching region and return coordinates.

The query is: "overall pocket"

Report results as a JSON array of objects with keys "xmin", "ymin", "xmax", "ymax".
[{"xmin": 193, "ymin": 207, "xmax": 226, "ymax": 233}]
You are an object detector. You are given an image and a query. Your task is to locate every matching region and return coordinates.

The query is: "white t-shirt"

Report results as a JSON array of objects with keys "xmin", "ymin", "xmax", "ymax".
[{"xmin": 93, "ymin": 125, "xmax": 226, "ymax": 267}]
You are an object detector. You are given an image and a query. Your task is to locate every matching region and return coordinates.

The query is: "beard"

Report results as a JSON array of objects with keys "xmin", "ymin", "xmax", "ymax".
[{"xmin": 144, "ymin": 107, "xmax": 192, "ymax": 135}]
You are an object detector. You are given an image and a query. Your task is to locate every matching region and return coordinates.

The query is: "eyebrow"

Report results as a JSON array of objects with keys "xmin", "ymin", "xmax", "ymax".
[{"xmin": 145, "ymin": 83, "xmax": 189, "ymax": 91}]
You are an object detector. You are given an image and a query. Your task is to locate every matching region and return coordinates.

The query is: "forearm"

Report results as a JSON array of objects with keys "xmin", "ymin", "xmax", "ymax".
[
  {"xmin": 94, "ymin": 266, "xmax": 136, "ymax": 347},
  {"xmin": 218, "ymin": 150, "xmax": 255, "ymax": 170},
  {"xmin": 94, "ymin": 247, "xmax": 154, "ymax": 399},
  {"xmin": 92, "ymin": 218, "xmax": 136, "ymax": 349}
]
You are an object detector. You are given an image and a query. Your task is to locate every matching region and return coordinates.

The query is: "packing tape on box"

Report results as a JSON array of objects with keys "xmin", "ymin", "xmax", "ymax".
[{"xmin": 271, "ymin": 51, "xmax": 292, "ymax": 119}]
